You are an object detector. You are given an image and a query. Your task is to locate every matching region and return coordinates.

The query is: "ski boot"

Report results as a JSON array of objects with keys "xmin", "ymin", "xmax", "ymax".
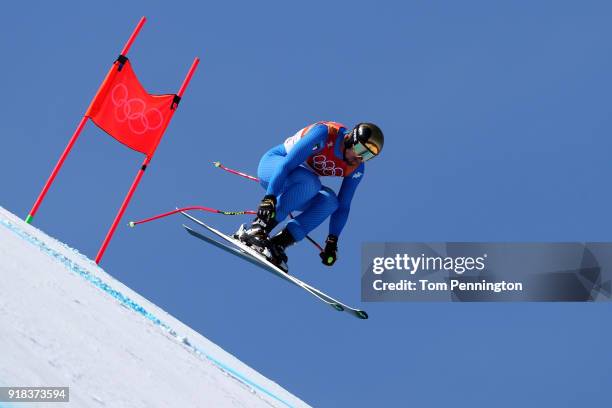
[
  {"xmin": 267, "ymin": 228, "xmax": 296, "ymax": 273},
  {"xmin": 234, "ymin": 218, "xmax": 277, "ymax": 257}
]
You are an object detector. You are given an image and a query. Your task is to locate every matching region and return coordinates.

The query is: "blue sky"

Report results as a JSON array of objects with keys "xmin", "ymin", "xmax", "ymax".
[{"xmin": 1, "ymin": 1, "xmax": 611, "ymax": 406}]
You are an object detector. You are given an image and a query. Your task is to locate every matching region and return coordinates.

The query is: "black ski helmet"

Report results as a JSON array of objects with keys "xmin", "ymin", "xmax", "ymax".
[{"xmin": 344, "ymin": 122, "xmax": 384, "ymax": 161}]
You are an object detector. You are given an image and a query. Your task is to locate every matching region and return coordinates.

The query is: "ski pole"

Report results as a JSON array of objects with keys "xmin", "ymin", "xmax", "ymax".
[
  {"xmin": 128, "ymin": 206, "xmax": 256, "ymax": 227},
  {"xmin": 213, "ymin": 161, "xmax": 259, "ymax": 182},
  {"xmin": 300, "ymin": 230, "xmax": 324, "ymax": 251},
  {"xmin": 213, "ymin": 161, "xmax": 324, "ymax": 252}
]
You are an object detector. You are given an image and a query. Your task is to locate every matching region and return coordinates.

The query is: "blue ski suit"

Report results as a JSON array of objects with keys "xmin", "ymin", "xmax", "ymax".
[{"xmin": 257, "ymin": 121, "xmax": 364, "ymax": 242}]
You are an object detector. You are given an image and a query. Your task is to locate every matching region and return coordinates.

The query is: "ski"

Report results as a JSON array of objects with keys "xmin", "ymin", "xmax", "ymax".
[{"xmin": 181, "ymin": 211, "xmax": 368, "ymax": 319}]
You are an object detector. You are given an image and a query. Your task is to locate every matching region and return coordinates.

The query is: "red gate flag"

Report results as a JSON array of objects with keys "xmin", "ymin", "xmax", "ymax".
[
  {"xmin": 26, "ymin": 16, "xmax": 200, "ymax": 265},
  {"xmin": 85, "ymin": 58, "xmax": 177, "ymax": 157}
]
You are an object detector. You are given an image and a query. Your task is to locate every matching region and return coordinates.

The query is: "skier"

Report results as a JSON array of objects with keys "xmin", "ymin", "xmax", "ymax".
[{"xmin": 235, "ymin": 121, "xmax": 384, "ymax": 271}]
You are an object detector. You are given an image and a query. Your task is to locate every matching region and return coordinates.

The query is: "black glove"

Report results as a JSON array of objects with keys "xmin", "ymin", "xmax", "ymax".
[
  {"xmin": 257, "ymin": 194, "xmax": 277, "ymax": 224},
  {"xmin": 319, "ymin": 234, "xmax": 338, "ymax": 266}
]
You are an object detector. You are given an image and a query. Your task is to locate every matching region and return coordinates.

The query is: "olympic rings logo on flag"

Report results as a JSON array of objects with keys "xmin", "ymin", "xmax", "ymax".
[
  {"xmin": 312, "ymin": 155, "xmax": 344, "ymax": 176},
  {"xmin": 111, "ymin": 84, "xmax": 164, "ymax": 135}
]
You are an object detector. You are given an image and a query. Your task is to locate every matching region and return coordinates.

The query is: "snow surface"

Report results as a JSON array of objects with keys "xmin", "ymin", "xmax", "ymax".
[{"xmin": 0, "ymin": 206, "xmax": 310, "ymax": 408}]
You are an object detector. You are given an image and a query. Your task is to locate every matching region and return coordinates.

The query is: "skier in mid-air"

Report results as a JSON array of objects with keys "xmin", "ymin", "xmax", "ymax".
[{"xmin": 234, "ymin": 121, "xmax": 384, "ymax": 272}]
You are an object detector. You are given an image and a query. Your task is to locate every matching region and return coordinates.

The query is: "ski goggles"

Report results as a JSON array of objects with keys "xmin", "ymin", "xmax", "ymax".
[{"xmin": 352, "ymin": 139, "xmax": 380, "ymax": 162}]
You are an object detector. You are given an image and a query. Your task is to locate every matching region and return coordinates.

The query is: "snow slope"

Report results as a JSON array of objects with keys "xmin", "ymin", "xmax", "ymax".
[{"xmin": 0, "ymin": 206, "xmax": 310, "ymax": 408}]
